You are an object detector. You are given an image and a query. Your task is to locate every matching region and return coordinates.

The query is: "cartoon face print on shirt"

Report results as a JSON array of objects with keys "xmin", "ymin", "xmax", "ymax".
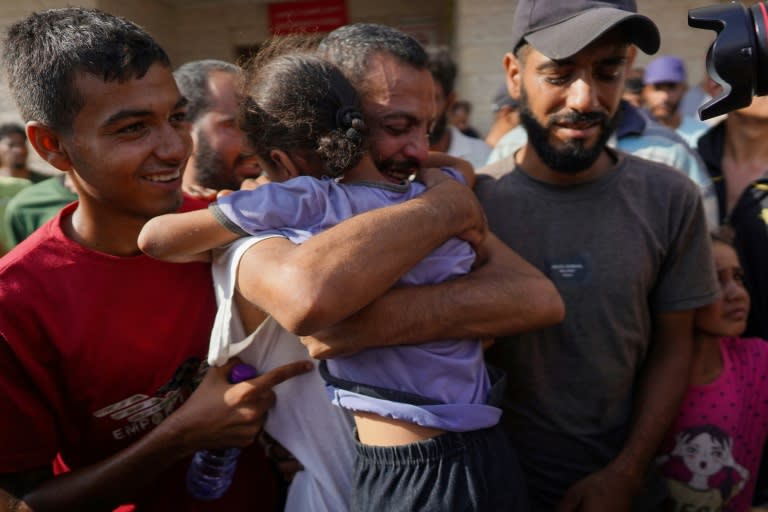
[{"xmin": 658, "ymin": 424, "xmax": 749, "ymax": 511}]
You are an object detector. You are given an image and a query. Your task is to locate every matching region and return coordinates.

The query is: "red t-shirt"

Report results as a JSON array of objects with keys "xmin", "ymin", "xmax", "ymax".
[{"xmin": 0, "ymin": 199, "xmax": 277, "ymax": 511}]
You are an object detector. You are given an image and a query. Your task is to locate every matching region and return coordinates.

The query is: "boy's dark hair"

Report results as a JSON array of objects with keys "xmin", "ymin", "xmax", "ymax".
[
  {"xmin": 242, "ymin": 54, "xmax": 366, "ymax": 178},
  {"xmin": 0, "ymin": 123, "xmax": 26, "ymax": 141},
  {"xmin": 1, "ymin": 7, "xmax": 170, "ymax": 133},
  {"xmin": 173, "ymin": 60, "xmax": 240, "ymax": 123},
  {"xmin": 425, "ymin": 45, "xmax": 457, "ymax": 96},
  {"xmin": 318, "ymin": 23, "xmax": 427, "ymax": 93}
]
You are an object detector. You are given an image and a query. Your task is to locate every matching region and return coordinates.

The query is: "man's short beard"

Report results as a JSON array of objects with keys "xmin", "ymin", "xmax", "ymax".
[
  {"xmin": 519, "ymin": 87, "xmax": 619, "ymax": 174},
  {"xmin": 194, "ymin": 130, "xmax": 240, "ymax": 190}
]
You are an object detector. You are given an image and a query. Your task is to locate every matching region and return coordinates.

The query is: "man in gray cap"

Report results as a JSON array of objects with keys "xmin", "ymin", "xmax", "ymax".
[
  {"xmin": 485, "ymin": 81, "xmax": 520, "ymax": 148},
  {"xmin": 476, "ymin": 1, "xmax": 719, "ymax": 510}
]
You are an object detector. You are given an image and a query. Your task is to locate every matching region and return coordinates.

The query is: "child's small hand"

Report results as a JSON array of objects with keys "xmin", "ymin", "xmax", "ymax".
[
  {"xmin": 215, "ymin": 175, "xmax": 269, "ymax": 200},
  {"xmin": 415, "ymin": 167, "xmax": 452, "ymax": 188},
  {"xmin": 183, "ymin": 183, "xmax": 218, "ymax": 201},
  {"xmin": 420, "ymin": 152, "xmax": 475, "ymax": 187},
  {"xmin": 239, "ymin": 174, "xmax": 271, "ymax": 191}
]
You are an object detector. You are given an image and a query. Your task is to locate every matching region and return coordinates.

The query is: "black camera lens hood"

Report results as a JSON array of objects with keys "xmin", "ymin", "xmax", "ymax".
[{"xmin": 688, "ymin": 2, "xmax": 762, "ymax": 119}]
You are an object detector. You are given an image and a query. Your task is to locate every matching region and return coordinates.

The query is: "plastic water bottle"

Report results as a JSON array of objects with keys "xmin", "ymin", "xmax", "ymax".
[{"xmin": 186, "ymin": 363, "xmax": 259, "ymax": 501}]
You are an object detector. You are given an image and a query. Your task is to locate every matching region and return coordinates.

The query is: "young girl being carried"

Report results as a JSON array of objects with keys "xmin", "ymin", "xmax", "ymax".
[
  {"xmin": 656, "ymin": 228, "xmax": 768, "ymax": 512},
  {"xmin": 139, "ymin": 53, "xmax": 526, "ymax": 511}
]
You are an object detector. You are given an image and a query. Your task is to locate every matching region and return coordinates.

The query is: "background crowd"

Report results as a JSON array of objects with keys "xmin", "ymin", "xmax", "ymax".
[{"xmin": 1, "ymin": 0, "xmax": 767, "ymax": 511}]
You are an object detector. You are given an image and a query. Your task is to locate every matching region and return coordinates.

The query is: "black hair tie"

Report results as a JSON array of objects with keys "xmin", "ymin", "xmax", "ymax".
[
  {"xmin": 345, "ymin": 127, "xmax": 363, "ymax": 145},
  {"xmin": 335, "ymin": 106, "xmax": 360, "ymax": 130}
]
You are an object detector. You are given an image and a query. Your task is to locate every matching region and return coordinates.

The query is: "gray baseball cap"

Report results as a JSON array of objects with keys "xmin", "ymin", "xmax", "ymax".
[
  {"xmin": 511, "ymin": 0, "xmax": 660, "ymax": 60},
  {"xmin": 492, "ymin": 82, "xmax": 519, "ymax": 112}
]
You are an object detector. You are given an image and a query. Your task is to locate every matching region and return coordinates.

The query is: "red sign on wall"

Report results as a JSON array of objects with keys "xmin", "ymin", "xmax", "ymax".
[{"xmin": 268, "ymin": 0, "xmax": 349, "ymax": 35}]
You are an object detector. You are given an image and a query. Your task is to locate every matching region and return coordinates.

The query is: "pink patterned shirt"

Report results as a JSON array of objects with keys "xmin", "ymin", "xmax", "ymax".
[{"xmin": 657, "ymin": 337, "xmax": 768, "ymax": 512}]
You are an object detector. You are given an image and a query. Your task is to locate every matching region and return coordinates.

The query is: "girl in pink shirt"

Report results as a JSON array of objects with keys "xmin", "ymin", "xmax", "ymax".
[{"xmin": 656, "ymin": 231, "xmax": 768, "ymax": 511}]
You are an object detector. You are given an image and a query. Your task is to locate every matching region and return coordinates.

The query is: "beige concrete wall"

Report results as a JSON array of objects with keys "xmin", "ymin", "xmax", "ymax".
[
  {"xmin": 162, "ymin": 0, "xmax": 452, "ymax": 67},
  {"xmin": 97, "ymin": 1, "xmax": 177, "ymax": 60},
  {"xmin": 453, "ymin": 0, "xmax": 729, "ymax": 137},
  {"xmin": 162, "ymin": 4, "xmax": 270, "ymax": 66},
  {"xmin": 453, "ymin": 0, "xmax": 516, "ymax": 138}
]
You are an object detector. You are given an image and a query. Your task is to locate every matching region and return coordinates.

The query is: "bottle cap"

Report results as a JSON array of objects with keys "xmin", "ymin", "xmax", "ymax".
[{"xmin": 229, "ymin": 363, "xmax": 258, "ymax": 384}]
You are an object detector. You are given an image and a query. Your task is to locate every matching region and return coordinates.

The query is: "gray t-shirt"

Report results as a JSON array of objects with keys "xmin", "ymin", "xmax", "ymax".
[{"xmin": 475, "ymin": 151, "xmax": 719, "ymax": 509}]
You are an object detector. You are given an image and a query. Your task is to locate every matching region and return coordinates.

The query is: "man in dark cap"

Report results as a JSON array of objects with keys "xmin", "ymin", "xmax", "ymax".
[
  {"xmin": 622, "ymin": 67, "xmax": 645, "ymax": 108},
  {"xmin": 425, "ymin": 45, "xmax": 491, "ymax": 168},
  {"xmin": 476, "ymin": 1, "xmax": 719, "ymax": 510}
]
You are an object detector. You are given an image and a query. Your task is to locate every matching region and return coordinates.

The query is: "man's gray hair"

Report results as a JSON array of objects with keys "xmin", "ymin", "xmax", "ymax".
[
  {"xmin": 173, "ymin": 59, "xmax": 240, "ymax": 123},
  {"xmin": 318, "ymin": 23, "xmax": 427, "ymax": 91}
]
